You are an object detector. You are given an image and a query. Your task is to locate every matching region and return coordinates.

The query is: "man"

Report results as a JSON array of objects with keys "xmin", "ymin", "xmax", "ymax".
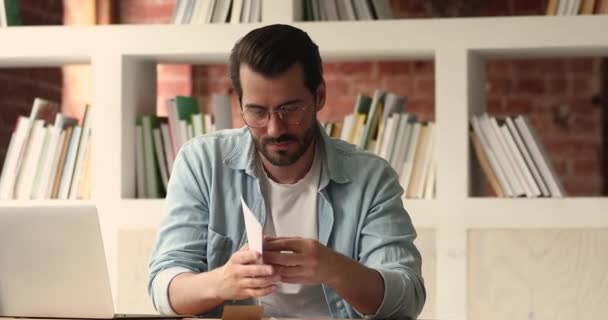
[{"xmin": 148, "ymin": 24, "xmax": 425, "ymax": 319}]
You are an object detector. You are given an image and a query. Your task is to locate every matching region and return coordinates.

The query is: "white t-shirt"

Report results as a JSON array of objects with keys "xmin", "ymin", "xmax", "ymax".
[{"xmin": 257, "ymin": 149, "xmax": 331, "ymax": 318}]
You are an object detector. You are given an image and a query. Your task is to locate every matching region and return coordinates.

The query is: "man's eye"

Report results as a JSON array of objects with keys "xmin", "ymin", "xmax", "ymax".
[{"xmin": 281, "ymin": 105, "xmax": 300, "ymax": 112}]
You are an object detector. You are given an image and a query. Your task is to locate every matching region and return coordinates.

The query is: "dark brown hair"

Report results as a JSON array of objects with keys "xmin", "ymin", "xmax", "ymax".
[{"xmin": 229, "ymin": 24, "xmax": 323, "ymax": 102}]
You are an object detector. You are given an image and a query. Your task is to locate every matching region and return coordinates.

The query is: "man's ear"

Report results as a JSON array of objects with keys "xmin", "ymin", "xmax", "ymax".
[{"xmin": 315, "ymin": 80, "xmax": 326, "ymax": 112}]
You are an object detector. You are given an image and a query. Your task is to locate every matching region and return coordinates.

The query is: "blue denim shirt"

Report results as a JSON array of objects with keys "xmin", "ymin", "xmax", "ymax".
[{"xmin": 148, "ymin": 123, "xmax": 426, "ymax": 319}]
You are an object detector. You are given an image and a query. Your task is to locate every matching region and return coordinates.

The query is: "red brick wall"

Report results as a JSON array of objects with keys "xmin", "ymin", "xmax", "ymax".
[
  {"xmin": 0, "ymin": 1, "xmax": 63, "ymax": 170},
  {"xmin": 487, "ymin": 59, "xmax": 602, "ymax": 195},
  {"xmin": 118, "ymin": 0, "xmax": 603, "ymax": 196}
]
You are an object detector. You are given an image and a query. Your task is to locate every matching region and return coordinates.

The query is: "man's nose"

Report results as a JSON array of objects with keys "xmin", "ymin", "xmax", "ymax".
[{"xmin": 267, "ymin": 111, "xmax": 287, "ymax": 136}]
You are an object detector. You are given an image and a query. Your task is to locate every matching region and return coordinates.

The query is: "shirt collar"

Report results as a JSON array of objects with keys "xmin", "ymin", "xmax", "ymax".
[{"xmin": 223, "ymin": 122, "xmax": 351, "ymax": 186}]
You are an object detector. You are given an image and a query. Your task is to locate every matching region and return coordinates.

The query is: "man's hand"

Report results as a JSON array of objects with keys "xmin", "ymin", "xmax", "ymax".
[
  {"xmin": 261, "ymin": 237, "xmax": 337, "ymax": 285},
  {"xmin": 214, "ymin": 245, "xmax": 280, "ymax": 300},
  {"xmin": 262, "ymin": 236, "xmax": 385, "ymax": 315}
]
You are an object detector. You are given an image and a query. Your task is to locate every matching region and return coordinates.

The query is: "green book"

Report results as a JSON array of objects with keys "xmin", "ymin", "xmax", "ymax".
[
  {"xmin": 4, "ymin": 0, "xmax": 21, "ymax": 26},
  {"xmin": 353, "ymin": 94, "xmax": 372, "ymax": 115},
  {"xmin": 174, "ymin": 96, "xmax": 199, "ymax": 122},
  {"xmin": 141, "ymin": 115, "xmax": 164, "ymax": 198}
]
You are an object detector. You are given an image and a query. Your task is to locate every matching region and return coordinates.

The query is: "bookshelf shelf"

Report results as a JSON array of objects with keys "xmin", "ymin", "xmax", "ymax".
[
  {"xmin": 1, "ymin": 16, "xmax": 607, "ymax": 64},
  {"xmin": 0, "ymin": 199, "xmax": 94, "ymax": 207},
  {"xmin": 1, "ymin": 8, "xmax": 607, "ymax": 319}
]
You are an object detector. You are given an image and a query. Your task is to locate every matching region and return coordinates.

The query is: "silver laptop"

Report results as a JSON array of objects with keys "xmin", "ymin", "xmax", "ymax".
[{"xmin": 0, "ymin": 205, "xmax": 177, "ymax": 319}]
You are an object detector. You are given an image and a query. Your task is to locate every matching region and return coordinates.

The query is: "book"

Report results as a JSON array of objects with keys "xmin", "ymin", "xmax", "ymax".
[
  {"xmin": 39, "ymin": 114, "xmax": 78, "ymax": 199},
  {"xmin": 3, "ymin": 0, "xmax": 21, "ymax": 26},
  {"xmin": 0, "ymin": 116, "xmax": 29, "ymax": 199},
  {"xmin": 57, "ymin": 126, "xmax": 82, "ymax": 199},
  {"xmin": 51, "ymin": 126, "xmax": 74, "ymax": 199},
  {"xmin": 388, "ymin": 113, "xmax": 409, "ymax": 170},
  {"xmin": 230, "ymin": 0, "xmax": 243, "ymax": 23},
  {"xmin": 30, "ymin": 126, "xmax": 52, "ymax": 199},
  {"xmin": 390, "ymin": 114, "xmax": 413, "ymax": 173},
  {"xmin": 500, "ymin": 124, "xmax": 540, "ymax": 197},
  {"xmin": 414, "ymin": 123, "xmax": 435, "ymax": 199},
  {"xmin": 135, "ymin": 124, "xmax": 145, "ymax": 199},
  {"xmin": 399, "ymin": 122, "xmax": 422, "ymax": 194},
  {"xmin": 171, "ymin": 0, "xmax": 183, "ymax": 24},
  {"xmin": 406, "ymin": 124, "xmax": 430, "ymax": 198},
  {"xmin": 597, "ymin": 0, "xmax": 608, "ymax": 13},
  {"xmin": 546, "ymin": 0, "xmax": 559, "ymax": 15},
  {"xmin": 160, "ymin": 123, "xmax": 174, "ymax": 174},
  {"xmin": 212, "ymin": 94, "xmax": 233, "ymax": 130},
  {"xmin": 241, "ymin": 0, "xmax": 252, "ymax": 22},
  {"xmin": 0, "ymin": 0, "xmax": 5, "ymax": 27},
  {"xmin": 153, "ymin": 128, "xmax": 169, "ymax": 190},
  {"xmin": 480, "ymin": 114, "xmax": 523, "ymax": 196},
  {"xmin": 352, "ymin": 0, "xmax": 374, "ymax": 20},
  {"xmin": 374, "ymin": 93, "xmax": 406, "ymax": 154},
  {"xmin": 358, "ymin": 89, "xmax": 386, "ymax": 150},
  {"xmin": 514, "ymin": 115, "xmax": 566, "ymax": 197},
  {"xmin": 77, "ymin": 138, "xmax": 92, "ymax": 199},
  {"xmin": 9, "ymin": 98, "xmax": 58, "ymax": 199},
  {"xmin": 471, "ymin": 116, "xmax": 513, "ymax": 197},
  {"xmin": 321, "ymin": 0, "xmax": 339, "ymax": 21},
  {"xmin": 470, "ymin": 131, "xmax": 504, "ymax": 197},
  {"xmin": 378, "ymin": 113, "xmax": 399, "ymax": 161},
  {"xmin": 370, "ymin": 0, "xmax": 393, "ymax": 19},
  {"xmin": 45, "ymin": 130, "xmax": 67, "ymax": 199},
  {"xmin": 249, "ymin": 0, "xmax": 261, "ymax": 22},
  {"xmin": 168, "ymin": 96, "xmax": 199, "ymax": 155},
  {"xmin": 336, "ymin": 0, "xmax": 356, "ymax": 20},
  {"xmin": 141, "ymin": 116, "xmax": 163, "ymax": 198},
  {"xmin": 505, "ymin": 117, "xmax": 550, "ymax": 197},
  {"xmin": 556, "ymin": 0, "xmax": 568, "ymax": 15},
  {"xmin": 15, "ymin": 120, "xmax": 46, "ymax": 199},
  {"xmin": 580, "ymin": 0, "xmax": 597, "ymax": 14},
  {"xmin": 211, "ymin": 0, "xmax": 231, "ymax": 23},
  {"xmin": 68, "ymin": 105, "xmax": 91, "ymax": 199}
]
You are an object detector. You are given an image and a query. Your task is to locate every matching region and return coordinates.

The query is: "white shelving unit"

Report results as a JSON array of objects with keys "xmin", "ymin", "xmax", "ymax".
[{"xmin": 1, "ymin": 1, "xmax": 607, "ymax": 318}]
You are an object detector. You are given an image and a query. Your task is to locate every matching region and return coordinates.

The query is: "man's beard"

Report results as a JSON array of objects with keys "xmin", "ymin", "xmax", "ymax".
[{"xmin": 253, "ymin": 122, "xmax": 317, "ymax": 167}]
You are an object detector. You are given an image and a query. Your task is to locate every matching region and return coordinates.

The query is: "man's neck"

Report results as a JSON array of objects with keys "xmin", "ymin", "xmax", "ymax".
[{"xmin": 260, "ymin": 141, "xmax": 316, "ymax": 184}]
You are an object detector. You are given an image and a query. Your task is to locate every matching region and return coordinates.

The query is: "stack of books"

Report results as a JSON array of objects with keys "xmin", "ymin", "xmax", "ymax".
[
  {"xmin": 302, "ymin": 0, "xmax": 394, "ymax": 21},
  {"xmin": 0, "ymin": 0, "xmax": 21, "ymax": 27},
  {"xmin": 470, "ymin": 114, "xmax": 566, "ymax": 198},
  {"xmin": 0, "ymin": 98, "xmax": 91, "ymax": 200},
  {"xmin": 546, "ymin": 0, "xmax": 608, "ymax": 15},
  {"xmin": 323, "ymin": 89, "xmax": 436, "ymax": 199},
  {"xmin": 135, "ymin": 94, "xmax": 232, "ymax": 198},
  {"xmin": 172, "ymin": 0, "xmax": 261, "ymax": 24}
]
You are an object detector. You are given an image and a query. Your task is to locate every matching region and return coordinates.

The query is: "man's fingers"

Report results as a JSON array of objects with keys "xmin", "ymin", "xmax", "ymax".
[
  {"xmin": 273, "ymin": 265, "xmax": 310, "ymax": 278},
  {"xmin": 278, "ymin": 276, "xmax": 307, "ymax": 284},
  {"xmin": 245, "ymin": 285, "xmax": 277, "ymax": 298},
  {"xmin": 231, "ymin": 250, "xmax": 260, "ymax": 265},
  {"xmin": 240, "ymin": 275, "xmax": 281, "ymax": 289},
  {"xmin": 263, "ymin": 251, "xmax": 306, "ymax": 266},
  {"xmin": 263, "ymin": 238, "xmax": 304, "ymax": 252},
  {"xmin": 236, "ymin": 264, "xmax": 275, "ymax": 278}
]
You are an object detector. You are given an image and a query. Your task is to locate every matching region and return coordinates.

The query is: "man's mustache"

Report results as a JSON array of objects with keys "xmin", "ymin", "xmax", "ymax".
[{"xmin": 262, "ymin": 134, "xmax": 298, "ymax": 144}]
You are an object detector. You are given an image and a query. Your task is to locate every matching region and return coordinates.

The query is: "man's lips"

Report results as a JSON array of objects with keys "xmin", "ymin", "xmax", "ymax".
[{"xmin": 267, "ymin": 140, "xmax": 295, "ymax": 148}]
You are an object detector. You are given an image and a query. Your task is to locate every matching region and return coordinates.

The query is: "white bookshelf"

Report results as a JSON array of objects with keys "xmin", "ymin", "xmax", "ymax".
[{"xmin": 1, "ymin": 3, "xmax": 607, "ymax": 319}]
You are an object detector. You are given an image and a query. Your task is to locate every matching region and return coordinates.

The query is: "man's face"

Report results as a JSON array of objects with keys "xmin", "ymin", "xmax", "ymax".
[{"xmin": 239, "ymin": 63, "xmax": 325, "ymax": 166}]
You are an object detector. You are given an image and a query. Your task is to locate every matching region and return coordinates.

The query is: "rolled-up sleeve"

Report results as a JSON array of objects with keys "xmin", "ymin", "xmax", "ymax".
[
  {"xmin": 151, "ymin": 267, "xmax": 193, "ymax": 314},
  {"xmin": 356, "ymin": 164, "xmax": 426, "ymax": 319},
  {"xmin": 147, "ymin": 143, "xmax": 211, "ymax": 314}
]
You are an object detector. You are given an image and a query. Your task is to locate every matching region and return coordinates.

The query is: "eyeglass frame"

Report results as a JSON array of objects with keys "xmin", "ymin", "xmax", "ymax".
[{"xmin": 240, "ymin": 102, "xmax": 314, "ymax": 128}]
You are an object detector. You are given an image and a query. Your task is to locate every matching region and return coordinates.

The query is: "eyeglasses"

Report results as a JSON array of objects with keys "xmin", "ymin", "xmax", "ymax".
[{"xmin": 241, "ymin": 103, "xmax": 311, "ymax": 128}]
